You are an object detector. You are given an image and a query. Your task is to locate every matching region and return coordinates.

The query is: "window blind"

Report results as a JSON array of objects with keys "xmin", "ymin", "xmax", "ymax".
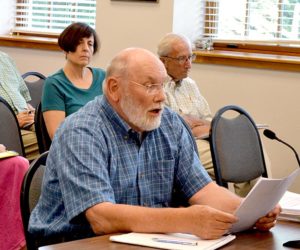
[
  {"xmin": 200, "ymin": 0, "xmax": 300, "ymax": 46},
  {"xmin": 14, "ymin": 0, "xmax": 96, "ymax": 35}
]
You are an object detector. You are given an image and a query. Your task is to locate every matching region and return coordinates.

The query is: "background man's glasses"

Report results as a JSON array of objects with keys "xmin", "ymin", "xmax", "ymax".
[
  {"xmin": 163, "ymin": 54, "xmax": 196, "ymax": 65},
  {"xmin": 129, "ymin": 80, "xmax": 164, "ymax": 95}
]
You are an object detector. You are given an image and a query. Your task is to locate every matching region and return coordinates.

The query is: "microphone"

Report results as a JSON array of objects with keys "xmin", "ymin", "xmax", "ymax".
[
  {"xmin": 264, "ymin": 129, "xmax": 300, "ymax": 249},
  {"xmin": 263, "ymin": 129, "xmax": 300, "ymax": 166}
]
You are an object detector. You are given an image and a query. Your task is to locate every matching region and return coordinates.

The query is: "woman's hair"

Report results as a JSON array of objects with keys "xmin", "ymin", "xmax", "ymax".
[{"xmin": 58, "ymin": 22, "xmax": 100, "ymax": 54}]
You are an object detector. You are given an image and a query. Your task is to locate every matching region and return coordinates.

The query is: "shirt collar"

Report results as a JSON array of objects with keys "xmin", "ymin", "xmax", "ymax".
[
  {"xmin": 165, "ymin": 75, "xmax": 183, "ymax": 88},
  {"xmin": 100, "ymin": 95, "xmax": 131, "ymax": 133}
]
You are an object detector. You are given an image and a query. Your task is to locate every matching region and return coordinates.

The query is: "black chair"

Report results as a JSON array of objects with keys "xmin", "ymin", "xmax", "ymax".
[
  {"xmin": 177, "ymin": 114, "xmax": 199, "ymax": 157},
  {"xmin": 20, "ymin": 151, "xmax": 48, "ymax": 250},
  {"xmin": 0, "ymin": 96, "xmax": 25, "ymax": 156},
  {"xmin": 171, "ymin": 114, "xmax": 199, "ymax": 207},
  {"xmin": 34, "ymin": 103, "xmax": 51, "ymax": 154},
  {"xmin": 22, "ymin": 72, "xmax": 46, "ymax": 109},
  {"xmin": 209, "ymin": 105, "xmax": 268, "ymax": 189}
]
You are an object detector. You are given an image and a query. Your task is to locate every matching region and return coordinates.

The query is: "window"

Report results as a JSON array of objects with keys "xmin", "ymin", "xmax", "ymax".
[
  {"xmin": 173, "ymin": 0, "xmax": 300, "ymax": 71},
  {"xmin": 202, "ymin": 0, "xmax": 300, "ymax": 45},
  {"xmin": 174, "ymin": 0, "xmax": 300, "ymax": 49},
  {"xmin": 14, "ymin": 0, "xmax": 96, "ymax": 35}
]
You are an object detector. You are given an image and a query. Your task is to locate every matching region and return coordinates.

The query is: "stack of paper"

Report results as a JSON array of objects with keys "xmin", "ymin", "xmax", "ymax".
[
  {"xmin": 110, "ymin": 232, "xmax": 236, "ymax": 250},
  {"xmin": 0, "ymin": 150, "xmax": 19, "ymax": 159},
  {"xmin": 278, "ymin": 191, "xmax": 300, "ymax": 222}
]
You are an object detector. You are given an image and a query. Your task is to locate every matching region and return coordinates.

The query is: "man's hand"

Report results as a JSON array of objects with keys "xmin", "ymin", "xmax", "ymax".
[
  {"xmin": 17, "ymin": 110, "xmax": 35, "ymax": 128},
  {"xmin": 0, "ymin": 144, "xmax": 6, "ymax": 153},
  {"xmin": 254, "ymin": 204, "xmax": 282, "ymax": 231},
  {"xmin": 187, "ymin": 205, "xmax": 238, "ymax": 240},
  {"xmin": 182, "ymin": 114, "xmax": 208, "ymax": 128},
  {"xmin": 192, "ymin": 124, "xmax": 210, "ymax": 138},
  {"xmin": 181, "ymin": 114, "xmax": 211, "ymax": 138}
]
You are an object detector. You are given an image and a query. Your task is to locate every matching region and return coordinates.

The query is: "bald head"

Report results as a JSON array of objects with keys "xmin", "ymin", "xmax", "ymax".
[
  {"xmin": 103, "ymin": 48, "xmax": 167, "ymax": 132},
  {"xmin": 103, "ymin": 48, "xmax": 167, "ymax": 96},
  {"xmin": 107, "ymin": 48, "xmax": 165, "ymax": 79}
]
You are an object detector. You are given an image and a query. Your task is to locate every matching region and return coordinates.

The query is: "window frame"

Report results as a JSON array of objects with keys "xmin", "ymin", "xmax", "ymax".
[
  {"xmin": 192, "ymin": 0, "xmax": 300, "ymax": 72},
  {"xmin": 14, "ymin": 0, "xmax": 96, "ymax": 35}
]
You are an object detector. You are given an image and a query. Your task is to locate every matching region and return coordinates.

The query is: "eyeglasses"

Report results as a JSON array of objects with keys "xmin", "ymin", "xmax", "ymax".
[
  {"xmin": 163, "ymin": 54, "xmax": 196, "ymax": 65},
  {"xmin": 129, "ymin": 80, "xmax": 164, "ymax": 95}
]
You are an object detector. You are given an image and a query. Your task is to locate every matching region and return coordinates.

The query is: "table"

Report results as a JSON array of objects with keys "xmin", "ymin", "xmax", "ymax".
[{"xmin": 40, "ymin": 221, "xmax": 300, "ymax": 250}]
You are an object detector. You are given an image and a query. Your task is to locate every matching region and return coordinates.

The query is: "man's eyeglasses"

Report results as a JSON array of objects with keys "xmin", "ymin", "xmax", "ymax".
[
  {"xmin": 163, "ymin": 54, "xmax": 196, "ymax": 65},
  {"xmin": 129, "ymin": 80, "xmax": 164, "ymax": 95}
]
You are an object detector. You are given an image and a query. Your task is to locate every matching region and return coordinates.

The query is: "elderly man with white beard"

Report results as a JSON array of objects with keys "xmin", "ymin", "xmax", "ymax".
[{"xmin": 29, "ymin": 48, "xmax": 280, "ymax": 248}]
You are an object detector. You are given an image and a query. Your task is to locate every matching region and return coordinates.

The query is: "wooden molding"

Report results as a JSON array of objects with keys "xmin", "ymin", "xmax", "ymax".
[
  {"xmin": 193, "ymin": 50, "xmax": 300, "ymax": 72},
  {"xmin": 0, "ymin": 34, "xmax": 60, "ymax": 51}
]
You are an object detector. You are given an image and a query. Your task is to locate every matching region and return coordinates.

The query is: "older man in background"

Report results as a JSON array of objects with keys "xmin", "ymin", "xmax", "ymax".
[{"xmin": 157, "ymin": 33, "xmax": 269, "ymax": 197}]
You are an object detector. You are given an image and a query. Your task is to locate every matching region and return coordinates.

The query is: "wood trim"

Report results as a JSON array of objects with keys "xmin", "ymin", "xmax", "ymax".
[
  {"xmin": 1, "ymin": 34, "xmax": 300, "ymax": 71},
  {"xmin": 213, "ymin": 42, "xmax": 300, "ymax": 56},
  {"xmin": 193, "ymin": 50, "xmax": 300, "ymax": 72},
  {"xmin": 0, "ymin": 34, "xmax": 60, "ymax": 51}
]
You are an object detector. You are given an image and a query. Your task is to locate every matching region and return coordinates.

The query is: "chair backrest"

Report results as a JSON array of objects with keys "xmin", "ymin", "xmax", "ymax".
[
  {"xmin": 0, "ymin": 96, "xmax": 25, "ymax": 156},
  {"xmin": 20, "ymin": 151, "xmax": 48, "ymax": 250},
  {"xmin": 171, "ymin": 114, "xmax": 199, "ymax": 208},
  {"xmin": 209, "ymin": 105, "xmax": 268, "ymax": 188},
  {"xmin": 22, "ymin": 72, "xmax": 46, "ymax": 109},
  {"xmin": 177, "ymin": 114, "xmax": 199, "ymax": 157},
  {"xmin": 34, "ymin": 103, "xmax": 51, "ymax": 154}
]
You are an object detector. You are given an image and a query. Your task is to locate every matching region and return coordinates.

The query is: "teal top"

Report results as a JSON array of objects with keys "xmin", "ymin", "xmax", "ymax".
[{"xmin": 42, "ymin": 67, "xmax": 105, "ymax": 116}]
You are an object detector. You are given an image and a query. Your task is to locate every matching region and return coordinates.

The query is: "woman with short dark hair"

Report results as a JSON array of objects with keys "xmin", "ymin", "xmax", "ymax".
[
  {"xmin": 58, "ymin": 22, "xmax": 99, "ymax": 55},
  {"xmin": 42, "ymin": 22, "xmax": 105, "ymax": 139}
]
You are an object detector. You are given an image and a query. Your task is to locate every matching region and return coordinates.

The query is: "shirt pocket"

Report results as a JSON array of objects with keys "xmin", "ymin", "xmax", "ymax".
[{"xmin": 149, "ymin": 159, "xmax": 176, "ymax": 207}]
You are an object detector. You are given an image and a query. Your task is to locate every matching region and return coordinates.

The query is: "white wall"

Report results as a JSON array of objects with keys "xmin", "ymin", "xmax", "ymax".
[
  {"xmin": 1, "ymin": 0, "xmax": 299, "ymax": 192},
  {"xmin": 95, "ymin": 0, "xmax": 173, "ymax": 67}
]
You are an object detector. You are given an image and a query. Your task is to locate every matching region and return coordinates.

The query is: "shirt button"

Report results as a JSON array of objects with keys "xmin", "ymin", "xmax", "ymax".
[{"xmin": 124, "ymin": 136, "xmax": 128, "ymax": 140}]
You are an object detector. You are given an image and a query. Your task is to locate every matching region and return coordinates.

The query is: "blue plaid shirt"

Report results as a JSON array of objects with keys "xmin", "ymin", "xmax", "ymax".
[{"xmin": 29, "ymin": 95, "xmax": 211, "ymax": 238}]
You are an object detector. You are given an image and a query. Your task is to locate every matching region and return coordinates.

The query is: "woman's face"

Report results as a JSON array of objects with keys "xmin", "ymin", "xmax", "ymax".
[{"xmin": 66, "ymin": 35, "xmax": 94, "ymax": 67}]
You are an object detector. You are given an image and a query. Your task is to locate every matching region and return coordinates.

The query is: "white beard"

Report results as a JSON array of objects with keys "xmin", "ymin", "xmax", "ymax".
[{"xmin": 120, "ymin": 90, "xmax": 163, "ymax": 131}]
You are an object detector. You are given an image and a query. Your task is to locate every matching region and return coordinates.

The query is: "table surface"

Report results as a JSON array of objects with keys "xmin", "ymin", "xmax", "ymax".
[{"xmin": 40, "ymin": 220, "xmax": 300, "ymax": 250}]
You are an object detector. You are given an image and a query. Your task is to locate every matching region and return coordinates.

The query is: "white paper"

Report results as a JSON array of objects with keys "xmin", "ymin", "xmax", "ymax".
[
  {"xmin": 278, "ymin": 191, "xmax": 300, "ymax": 222},
  {"xmin": 230, "ymin": 168, "xmax": 300, "ymax": 233},
  {"xmin": 279, "ymin": 191, "xmax": 300, "ymax": 214},
  {"xmin": 110, "ymin": 232, "xmax": 236, "ymax": 250}
]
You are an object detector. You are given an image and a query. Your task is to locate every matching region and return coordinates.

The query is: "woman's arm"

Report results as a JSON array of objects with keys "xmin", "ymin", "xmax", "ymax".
[{"xmin": 43, "ymin": 110, "xmax": 66, "ymax": 139}]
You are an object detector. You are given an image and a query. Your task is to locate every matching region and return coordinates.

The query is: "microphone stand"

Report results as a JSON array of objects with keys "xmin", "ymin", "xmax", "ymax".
[{"xmin": 263, "ymin": 129, "xmax": 300, "ymax": 249}]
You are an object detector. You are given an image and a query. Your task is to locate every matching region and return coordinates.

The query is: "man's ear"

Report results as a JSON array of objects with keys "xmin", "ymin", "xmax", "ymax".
[{"xmin": 106, "ymin": 77, "xmax": 120, "ymax": 102}]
